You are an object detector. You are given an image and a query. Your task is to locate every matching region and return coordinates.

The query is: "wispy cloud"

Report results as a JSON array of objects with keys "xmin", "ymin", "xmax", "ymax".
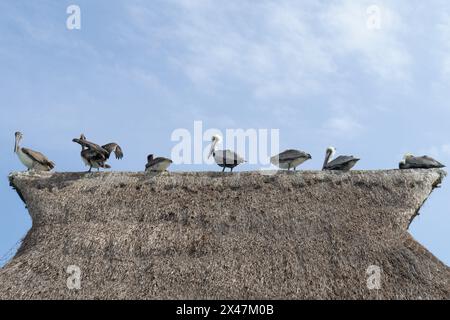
[
  {"xmin": 127, "ymin": 0, "xmax": 413, "ymax": 99},
  {"xmin": 166, "ymin": 0, "xmax": 335, "ymax": 97}
]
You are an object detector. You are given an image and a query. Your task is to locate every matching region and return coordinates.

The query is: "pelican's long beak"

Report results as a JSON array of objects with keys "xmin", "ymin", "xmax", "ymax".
[
  {"xmin": 208, "ymin": 141, "xmax": 216, "ymax": 159},
  {"xmin": 322, "ymin": 149, "xmax": 331, "ymax": 170},
  {"xmin": 14, "ymin": 136, "xmax": 19, "ymax": 153}
]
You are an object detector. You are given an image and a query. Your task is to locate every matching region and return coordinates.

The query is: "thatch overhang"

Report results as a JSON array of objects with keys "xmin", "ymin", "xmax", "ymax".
[{"xmin": 1, "ymin": 170, "xmax": 449, "ymax": 300}]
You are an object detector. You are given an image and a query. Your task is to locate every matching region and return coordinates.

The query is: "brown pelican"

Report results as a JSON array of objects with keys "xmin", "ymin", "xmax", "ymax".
[
  {"xmin": 145, "ymin": 154, "xmax": 173, "ymax": 172},
  {"xmin": 208, "ymin": 135, "xmax": 245, "ymax": 172},
  {"xmin": 399, "ymin": 153, "xmax": 445, "ymax": 169},
  {"xmin": 270, "ymin": 149, "xmax": 312, "ymax": 171},
  {"xmin": 72, "ymin": 134, "xmax": 123, "ymax": 172},
  {"xmin": 322, "ymin": 146, "xmax": 359, "ymax": 171},
  {"xmin": 14, "ymin": 132, "xmax": 55, "ymax": 171}
]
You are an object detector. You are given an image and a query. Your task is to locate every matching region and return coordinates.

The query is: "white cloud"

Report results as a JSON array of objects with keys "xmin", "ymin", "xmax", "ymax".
[
  {"xmin": 166, "ymin": 0, "xmax": 335, "ymax": 97},
  {"xmin": 149, "ymin": 0, "xmax": 412, "ymax": 98}
]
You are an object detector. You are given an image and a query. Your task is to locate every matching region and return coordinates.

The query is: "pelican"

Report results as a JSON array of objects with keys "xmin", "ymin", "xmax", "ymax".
[
  {"xmin": 399, "ymin": 154, "xmax": 445, "ymax": 169},
  {"xmin": 145, "ymin": 154, "xmax": 173, "ymax": 172},
  {"xmin": 322, "ymin": 146, "xmax": 359, "ymax": 171},
  {"xmin": 14, "ymin": 132, "xmax": 55, "ymax": 171},
  {"xmin": 208, "ymin": 135, "xmax": 245, "ymax": 172},
  {"xmin": 72, "ymin": 134, "xmax": 123, "ymax": 172},
  {"xmin": 270, "ymin": 149, "xmax": 312, "ymax": 171}
]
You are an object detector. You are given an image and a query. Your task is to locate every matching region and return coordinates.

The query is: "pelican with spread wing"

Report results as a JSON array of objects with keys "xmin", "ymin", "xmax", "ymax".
[{"xmin": 72, "ymin": 134, "xmax": 123, "ymax": 172}]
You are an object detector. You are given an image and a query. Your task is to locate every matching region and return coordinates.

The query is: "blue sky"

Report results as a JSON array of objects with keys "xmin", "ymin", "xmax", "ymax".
[{"xmin": 0, "ymin": 0, "xmax": 449, "ymax": 266}]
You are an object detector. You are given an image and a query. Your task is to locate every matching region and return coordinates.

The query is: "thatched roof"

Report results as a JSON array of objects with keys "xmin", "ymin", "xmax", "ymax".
[{"xmin": 1, "ymin": 169, "xmax": 449, "ymax": 300}]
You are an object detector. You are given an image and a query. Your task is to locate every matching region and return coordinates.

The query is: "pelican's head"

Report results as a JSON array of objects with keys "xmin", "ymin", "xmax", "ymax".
[
  {"xmin": 326, "ymin": 146, "xmax": 336, "ymax": 157},
  {"xmin": 208, "ymin": 135, "xmax": 222, "ymax": 159},
  {"xmin": 403, "ymin": 153, "xmax": 414, "ymax": 160},
  {"xmin": 72, "ymin": 133, "xmax": 86, "ymax": 143},
  {"xmin": 211, "ymin": 134, "xmax": 221, "ymax": 143},
  {"xmin": 147, "ymin": 154, "xmax": 154, "ymax": 162},
  {"xmin": 15, "ymin": 131, "xmax": 23, "ymax": 141},
  {"xmin": 14, "ymin": 131, "xmax": 23, "ymax": 153},
  {"xmin": 399, "ymin": 153, "xmax": 414, "ymax": 169}
]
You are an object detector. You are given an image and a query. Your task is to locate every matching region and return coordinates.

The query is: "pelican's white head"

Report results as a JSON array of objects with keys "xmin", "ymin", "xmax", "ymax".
[
  {"xmin": 399, "ymin": 153, "xmax": 414, "ymax": 169},
  {"xmin": 211, "ymin": 134, "xmax": 221, "ymax": 143},
  {"xmin": 15, "ymin": 131, "xmax": 23, "ymax": 142},
  {"xmin": 327, "ymin": 146, "xmax": 336, "ymax": 158},
  {"xmin": 208, "ymin": 135, "xmax": 222, "ymax": 159},
  {"xmin": 403, "ymin": 153, "xmax": 414, "ymax": 160}
]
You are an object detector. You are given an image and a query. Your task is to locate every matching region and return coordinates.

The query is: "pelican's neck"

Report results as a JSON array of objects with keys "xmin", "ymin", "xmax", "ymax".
[
  {"xmin": 322, "ymin": 149, "xmax": 334, "ymax": 169},
  {"xmin": 329, "ymin": 149, "xmax": 335, "ymax": 161},
  {"xmin": 210, "ymin": 140, "xmax": 218, "ymax": 156}
]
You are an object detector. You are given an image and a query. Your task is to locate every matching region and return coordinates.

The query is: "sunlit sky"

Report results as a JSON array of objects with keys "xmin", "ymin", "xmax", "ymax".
[{"xmin": 0, "ymin": 0, "xmax": 449, "ymax": 266}]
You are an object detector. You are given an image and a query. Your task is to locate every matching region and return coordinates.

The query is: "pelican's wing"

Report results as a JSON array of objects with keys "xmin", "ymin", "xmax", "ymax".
[
  {"xmin": 21, "ymin": 148, "xmax": 55, "ymax": 169},
  {"xmin": 408, "ymin": 156, "xmax": 445, "ymax": 168},
  {"xmin": 274, "ymin": 149, "xmax": 309, "ymax": 162},
  {"xmin": 326, "ymin": 155, "xmax": 359, "ymax": 170},
  {"xmin": 146, "ymin": 157, "xmax": 172, "ymax": 169},
  {"xmin": 102, "ymin": 143, "xmax": 124, "ymax": 160},
  {"xmin": 216, "ymin": 150, "xmax": 245, "ymax": 165},
  {"xmin": 73, "ymin": 138, "xmax": 107, "ymax": 155},
  {"xmin": 82, "ymin": 149, "xmax": 106, "ymax": 162}
]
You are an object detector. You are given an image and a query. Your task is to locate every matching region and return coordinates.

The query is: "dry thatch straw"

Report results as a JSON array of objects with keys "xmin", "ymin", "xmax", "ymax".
[{"xmin": 0, "ymin": 169, "xmax": 449, "ymax": 300}]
